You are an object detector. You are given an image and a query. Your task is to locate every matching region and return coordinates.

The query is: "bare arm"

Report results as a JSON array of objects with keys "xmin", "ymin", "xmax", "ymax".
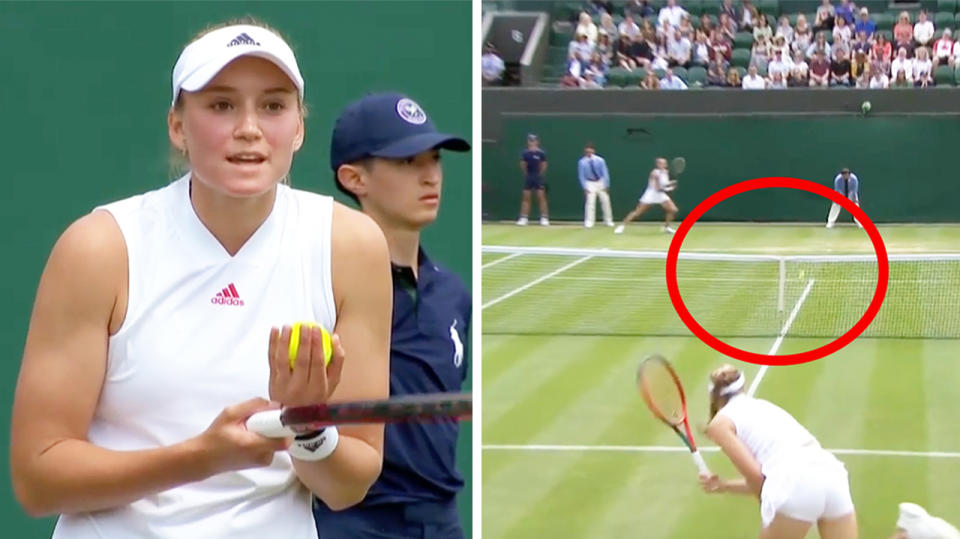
[
  {"xmin": 705, "ymin": 415, "xmax": 764, "ymax": 497},
  {"xmin": 292, "ymin": 204, "xmax": 391, "ymax": 510},
  {"xmin": 10, "ymin": 212, "xmax": 284, "ymax": 516}
]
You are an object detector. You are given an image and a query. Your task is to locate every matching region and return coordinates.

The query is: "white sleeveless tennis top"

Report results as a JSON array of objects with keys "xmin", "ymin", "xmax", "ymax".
[
  {"xmin": 716, "ymin": 394, "xmax": 821, "ymax": 472},
  {"xmin": 52, "ymin": 174, "xmax": 335, "ymax": 539}
]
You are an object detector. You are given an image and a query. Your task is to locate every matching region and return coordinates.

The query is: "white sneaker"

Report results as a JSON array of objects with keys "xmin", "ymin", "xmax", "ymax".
[
  {"xmin": 614, "ymin": 225, "xmax": 625, "ymax": 234},
  {"xmin": 584, "ymin": 222, "xmax": 594, "ymax": 228},
  {"xmin": 517, "ymin": 217, "xmax": 528, "ymax": 226},
  {"xmin": 663, "ymin": 226, "xmax": 676, "ymax": 234},
  {"xmin": 604, "ymin": 221, "xmax": 615, "ymax": 227},
  {"xmin": 826, "ymin": 222, "xmax": 834, "ymax": 229},
  {"xmin": 540, "ymin": 217, "xmax": 550, "ymax": 226}
]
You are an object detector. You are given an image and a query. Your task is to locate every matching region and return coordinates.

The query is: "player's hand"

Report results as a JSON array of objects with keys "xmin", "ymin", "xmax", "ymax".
[
  {"xmin": 699, "ymin": 473, "xmax": 724, "ymax": 493},
  {"xmin": 267, "ymin": 325, "xmax": 346, "ymax": 408},
  {"xmin": 197, "ymin": 398, "xmax": 291, "ymax": 474}
]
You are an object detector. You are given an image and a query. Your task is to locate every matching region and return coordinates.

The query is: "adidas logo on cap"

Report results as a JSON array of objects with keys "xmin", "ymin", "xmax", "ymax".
[{"xmin": 227, "ymin": 33, "xmax": 260, "ymax": 47}]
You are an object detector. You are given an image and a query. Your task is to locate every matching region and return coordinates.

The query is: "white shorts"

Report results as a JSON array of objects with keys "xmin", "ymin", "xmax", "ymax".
[
  {"xmin": 639, "ymin": 190, "xmax": 670, "ymax": 205},
  {"xmin": 759, "ymin": 452, "xmax": 855, "ymax": 527}
]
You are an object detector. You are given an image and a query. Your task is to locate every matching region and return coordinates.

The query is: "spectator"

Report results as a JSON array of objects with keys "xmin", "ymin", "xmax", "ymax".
[
  {"xmin": 720, "ymin": 0, "xmax": 739, "ymax": 29},
  {"xmin": 913, "ymin": 46, "xmax": 933, "ymax": 87},
  {"xmin": 776, "ymin": 16, "xmax": 794, "ymax": 43},
  {"xmin": 872, "ymin": 32, "xmax": 893, "ymax": 66},
  {"xmin": 619, "ymin": 14, "xmax": 641, "ymax": 42},
  {"xmin": 666, "ymin": 27, "xmax": 692, "ymax": 67},
  {"xmin": 854, "ymin": 61, "xmax": 871, "ymax": 87},
  {"xmin": 598, "ymin": 13, "xmax": 619, "ymax": 45},
  {"xmin": 658, "ymin": 0, "xmax": 688, "ymax": 31},
  {"xmin": 815, "ymin": 0, "xmax": 836, "ymax": 32},
  {"xmin": 809, "ymin": 49, "xmax": 831, "ymax": 86},
  {"xmin": 832, "ymin": 37, "xmax": 851, "ymax": 63},
  {"xmin": 869, "ymin": 64, "xmax": 890, "ymax": 87},
  {"xmin": 640, "ymin": 18, "xmax": 656, "ymax": 37},
  {"xmin": 892, "ymin": 68, "xmax": 911, "ymax": 87},
  {"xmin": 581, "ymin": 70, "xmax": 603, "ymax": 88},
  {"xmin": 894, "ymin": 12, "xmax": 914, "ymax": 55},
  {"xmin": 769, "ymin": 70, "xmax": 788, "ymax": 88},
  {"xmin": 891, "ymin": 47, "xmax": 914, "ymax": 83},
  {"xmin": 751, "ymin": 36, "xmax": 771, "ymax": 71},
  {"xmin": 933, "ymin": 28, "xmax": 954, "ymax": 67},
  {"xmin": 692, "ymin": 30, "xmax": 711, "ymax": 66},
  {"xmin": 596, "ymin": 32, "xmax": 615, "ymax": 66},
  {"xmin": 719, "ymin": 13, "xmax": 737, "ymax": 43},
  {"xmin": 616, "ymin": 34, "xmax": 636, "ymax": 68},
  {"xmin": 855, "ymin": 7, "xmax": 876, "ymax": 38},
  {"xmin": 789, "ymin": 49, "xmax": 810, "ymax": 86},
  {"xmin": 914, "ymin": 11, "xmax": 935, "ymax": 48},
  {"xmin": 835, "ymin": 0, "xmax": 855, "ymax": 26},
  {"xmin": 481, "ymin": 43, "xmax": 505, "ymax": 85},
  {"xmin": 952, "ymin": 33, "xmax": 960, "ymax": 67},
  {"xmin": 793, "ymin": 14, "xmax": 813, "ymax": 54},
  {"xmin": 852, "ymin": 30, "xmax": 871, "ymax": 57},
  {"xmin": 650, "ymin": 35, "xmax": 671, "ymax": 71},
  {"xmin": 771, "ymin": 35, "xmax": 790, "ymax": 58},
  {"xmin": 830, "ymin": 49, "xmax": 852, "ymax": 86},
  {"xmin": 767, "ymin": 48, "xmax": 791, "ymax": 80},
  {"xmin": 584, "ymin": 0, "xmax": 614, "ymax": 17},
  {"xmin": 711, "ymin": 29, "xmax": 733, "ymax": 60},
  {"xmin": 850, "ymin": 48, "xmax": 870, "ymax": 79},
  {"xmin": 641, "ymin": 69, "xmax": 661, "ymax": 89},
  {"xmin": 740, "ymin": 0, "xmax": 758, "ymax": 32},
  {"xmin": 624, "ymin": 0, "xmax": 656, "ymax": 19},
  {"xmin": 679, "ymin": 14, "xmax": 695, "ymax": 39},
  {"xmin": 576, "ymin": 12, "xmax": 599, "ymax": 44},
  {"xmin": 660, "ymin": 67, "xmax": 688, "ymax": 89},
  {"xmin": 754, "ymin": 13, "xmax": 773, "ymax": 42},
  {"xmin": 700, "ymin": 13, "xmax": 716, "ymax": 34},
  {"xmin": 707, "ymin": 49, "xmax": 730, "ymax": 85},
  {"xmin": 742, "ymin": 64, "xmax": 767, "ymax": 88},
  {"xmin": 807, "ymin": 31, "xmax": 832, "ymax": 60},
  {"xmin": 626, "ymin": 33, "xmax": 654, "ymax": 69},
  {"xmin": 726, "ymin": 66, "xmax": 742, "ymax": 87},
  {"xmin": 833, "ymin": 16, "xmax": 852, "ymax": 46},
  {"xmin": 562, "ymin": 53, "xmax": 584, "ymax": 86}
]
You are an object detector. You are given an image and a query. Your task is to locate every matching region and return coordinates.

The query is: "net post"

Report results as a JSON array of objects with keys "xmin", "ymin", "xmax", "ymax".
[{"xmin": 777, "ymin": 258, "xmax": 786, "ymax": 313}]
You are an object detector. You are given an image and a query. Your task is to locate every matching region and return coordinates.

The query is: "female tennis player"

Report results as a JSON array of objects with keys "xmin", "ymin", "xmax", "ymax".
[
  {"xmin": 10, "ymin": 18, "xmax": 391, "ymax": 538},
  {"xmin": 614, "ymin": 157, "xmax": 678, "ymax": 235},
  {"xmin": 700, "ymin": 365, "xmax": 858, "ymax": 539}
]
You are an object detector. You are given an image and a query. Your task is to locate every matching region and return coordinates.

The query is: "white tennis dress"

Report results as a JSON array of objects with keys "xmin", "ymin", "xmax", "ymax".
[
  {"xmin": 639, "ymin": 169, "xmax": 671, "ymax": 205},
  {"xmin": 52, "ymin": 174, "xmax": 335, "ymax": 539},
  {"xmin": 717, "ymin": 394, "xmax": 854, "ymax": 528}
]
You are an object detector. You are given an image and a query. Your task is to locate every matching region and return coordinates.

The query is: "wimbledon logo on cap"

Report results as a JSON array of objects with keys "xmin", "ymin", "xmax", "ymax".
[{"xmin": 396, "ymin": 98, "xmax": 427, "ymax": 125}]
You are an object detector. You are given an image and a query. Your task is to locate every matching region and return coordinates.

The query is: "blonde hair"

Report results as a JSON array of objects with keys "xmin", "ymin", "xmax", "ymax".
[
  {"xmin": 708, "ymin": 364, "xmax": 742, "ymax": 419},
  {"xmin": 168, "ymin": 15, "xmax": 309, "ymax": 183}
]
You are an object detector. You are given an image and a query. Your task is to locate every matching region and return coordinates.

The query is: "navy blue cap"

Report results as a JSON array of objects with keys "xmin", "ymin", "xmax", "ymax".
[
  {"xmin": 330, "ymin": 92, "xmax": 470, "ymax": 171},
  {"xmin": 527, "ymin": 133, "xmax": 538, "ymax": 141}
]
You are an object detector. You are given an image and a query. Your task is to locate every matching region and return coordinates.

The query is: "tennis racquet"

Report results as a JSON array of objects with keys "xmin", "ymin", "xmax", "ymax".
[
  {"xmin": 246, "ymin": 392, "xmax": 472, "ymax": 437},
  {"xmin": 663, "ymin": 157, "xmax": 684, "ymax": 192},
  {"xmin": 637, "ymin": 354, "xmax": 711, "ymax": 476}
]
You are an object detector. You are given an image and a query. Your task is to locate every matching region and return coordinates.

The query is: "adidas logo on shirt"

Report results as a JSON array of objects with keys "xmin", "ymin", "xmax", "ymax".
[
  {"xmin": 211, "ymin": 283, "xmax": 245, "ymax": 306},
  {"xmin": 227, "ymin": 33, "xmax": 260, "ymax": 47}
]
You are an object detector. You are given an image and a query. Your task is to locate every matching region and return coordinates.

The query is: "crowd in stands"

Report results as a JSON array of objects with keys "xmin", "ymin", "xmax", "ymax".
[{"xmin": 561, "ymin": 0, "xmax": 960, "ymax": 89}]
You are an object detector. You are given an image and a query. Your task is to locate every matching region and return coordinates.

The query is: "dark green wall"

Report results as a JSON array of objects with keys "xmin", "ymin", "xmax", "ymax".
[
  {"xmin": 482, "ymin": 115, "xmax": 960, "ymax": 223},
  {"xmin": 0, "ymin": 1, "xmax": 471, "ymax": 536}
]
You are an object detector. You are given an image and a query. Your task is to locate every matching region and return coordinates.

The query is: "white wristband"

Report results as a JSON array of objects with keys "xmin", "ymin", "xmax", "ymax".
[{"xmin": 288, "ymin": 427, "xmax": 339, "ymax": 462}]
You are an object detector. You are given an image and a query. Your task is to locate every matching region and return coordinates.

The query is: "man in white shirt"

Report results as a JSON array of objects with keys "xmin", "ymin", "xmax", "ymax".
[
  {"xmin": 933, "ymin": 29, "xmax": 954, "ymax": 67},
  {"xmin": 913, "ymin": 11, "xmax": 935, "ymax": 47},
  {"xmin": 658, "ymin": 0, "xmax": 687, "ymax": 31},
  {"xmin": 742, "ymin": 65, "xmax": 767, "ymax": 89},
  {"xmin": 659, "ymin": 68, "xmax": 689, "ymax": 89},
  {"xmin": 766, "ymin": 49, "xmax": 791, "ymax": 80},
  {"xmin": 619, "ymin": 15, "xmax": 641, "ymax": 42},
  {"xmin": 891, "ymin": 47, "xmax": 914, "ymax": 83},
  {"xmin": 666, "ymin": 27, "xmax": 692, "ymax": 67}
]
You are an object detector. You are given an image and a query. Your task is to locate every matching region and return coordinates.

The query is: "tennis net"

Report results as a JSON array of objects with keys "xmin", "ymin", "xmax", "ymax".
[{"xmin": 482, "ymin": 246, "xmax": 960, "ymax": 339}]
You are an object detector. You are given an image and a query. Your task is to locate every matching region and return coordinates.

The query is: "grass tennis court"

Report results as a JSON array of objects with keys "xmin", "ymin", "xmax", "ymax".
[{"xmin": 482, "ymin": 223, "xmax": 960, "ymax": 538}]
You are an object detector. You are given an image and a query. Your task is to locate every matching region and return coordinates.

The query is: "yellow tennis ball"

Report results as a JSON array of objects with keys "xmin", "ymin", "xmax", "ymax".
[{"xmin": 288, "ymin": 322, "xmax": 333, "ymax": 370}]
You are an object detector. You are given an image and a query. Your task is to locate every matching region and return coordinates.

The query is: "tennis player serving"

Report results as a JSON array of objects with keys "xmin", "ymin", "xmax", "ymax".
[
  {"xmin": 11, "ymin": 18, "xmax": 391, "ymax": 538},
  {"xmin": 614, "ymin": 157, "xmax": 679, "ymax": 235},
  {"xmin": 700, "ymin": 365, "xmax": 858, "ymax": 539}
]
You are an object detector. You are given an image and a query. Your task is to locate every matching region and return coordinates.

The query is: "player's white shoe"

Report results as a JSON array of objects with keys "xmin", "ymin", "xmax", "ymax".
[
  {"xmin": 540, "ymin": 217, "xmax": 550, "ymax": 226},
  {"xmin": 663, "ymin": 226, "xmax": 676, "ymax": 234},
  {"xmin": 614, "ymin": 225, "xmax": 625, "ymax": 234},
  {"xmin": 825, "ymin": 222, "xmax": 834, "ymax": 229},
  {"xmin": 516, "ymin": 217, "xmax": 528, "ymax": 226},
  {"xmin": 584, "ymin": 222, "xmax": 594, "ymax": 228},
  {"xmin": 604, "ymin": 221, "xmax": 614, "ymax": 227}
]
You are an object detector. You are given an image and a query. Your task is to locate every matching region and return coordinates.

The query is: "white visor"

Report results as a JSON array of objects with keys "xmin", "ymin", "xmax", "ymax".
[{"xmin": 171, "ymin": 24, "xmax": 304, "ymax": 105}]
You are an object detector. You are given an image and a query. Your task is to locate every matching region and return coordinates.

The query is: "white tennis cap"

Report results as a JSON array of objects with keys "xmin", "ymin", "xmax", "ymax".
[
  {"xmin": 897, "ymin": 503, "xmax": 960, "ymax": 539},
  {"xmin": 171, "ymin": 24, "xmax": 304, "ymax": 106}
]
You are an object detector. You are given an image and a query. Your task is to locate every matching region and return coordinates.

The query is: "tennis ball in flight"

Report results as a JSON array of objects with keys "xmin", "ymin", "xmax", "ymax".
[
  {"xmin": 861, "ymin": 101, "xmax": 871, "ymax": 114},
  {"xmin": 288, "ymin": 322, "xmax": 333, "ymax": 370}
]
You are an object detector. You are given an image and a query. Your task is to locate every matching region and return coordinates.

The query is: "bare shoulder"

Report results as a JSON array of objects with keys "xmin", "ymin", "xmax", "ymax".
[
  {"xmin": 705, "ymin": 414, "xmax": 734, "ymax": 440},
  {"xmin": 49, "ymin": 211, "xmax": 126, "ymax": 280}
]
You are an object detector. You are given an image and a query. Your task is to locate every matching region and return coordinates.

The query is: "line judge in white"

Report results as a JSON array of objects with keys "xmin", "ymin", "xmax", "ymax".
[
  {"xmin": 577, "ymin": 142, "xmax": 615, "ymax": 228},
  {"xmin": 700, "ymin": 365, "xmax": 858, "ymax": 539},
  {"xmin": 11, "ymin": 17, "xmax": 392, "ymax": 539}
]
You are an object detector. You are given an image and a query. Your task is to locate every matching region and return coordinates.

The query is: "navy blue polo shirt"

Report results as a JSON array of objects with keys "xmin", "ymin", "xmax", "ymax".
[
  {"xmin": 521, "ymin": 149, "xmax": 547, "ymax": 179},
  {"xmin": 362, "ymin": 248, "xmax": 470, "ymax": 505}
]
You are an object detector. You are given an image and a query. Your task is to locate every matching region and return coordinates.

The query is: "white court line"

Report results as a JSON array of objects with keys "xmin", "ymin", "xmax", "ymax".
[
  {"xmin": 482, "ymin": 252, "xmax": 523, "ymax": 269},
  {"xmin": 482, "ymin": 255, "xmax": 593, "ymax": 310},
  {"xmin": 748, "ymin": 278, "xmax": 816, "ymax": 397},
  {"xmin": 481, "ymin": 444, "xmax": 960, "ymax": 459}
]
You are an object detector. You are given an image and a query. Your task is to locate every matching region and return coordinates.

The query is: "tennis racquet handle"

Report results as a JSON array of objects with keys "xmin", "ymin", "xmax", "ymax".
[
  {"xmin": 246, "ymin": 410, "xmax": 297, "ymax": 438},
  {"xmin": 691, "ymin": 450, "xmax": 711, "ymax": 476}
]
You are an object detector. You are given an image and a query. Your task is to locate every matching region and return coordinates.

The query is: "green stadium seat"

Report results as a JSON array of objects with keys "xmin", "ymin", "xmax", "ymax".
[
  {"xmin": 702, "ymin": 0, "xmax": 722, "ymax": 16},
  {"xmin": 757, "ymin": 63, "xmax": 768, "ymax": 76},
  {"xmin": 735, "ymin": 31, "xmax": 754, "ymax": 48},
  {"xmin": 955, "ymin": 63, "xmax": 960, "ymax": 82},
  {"xmin": 876, "ymin": 29, "xmax": 893, "ymax": 42},
  {"xmin": 939, "ymin": 0, "xmax": 958, "ymax": 13},
  {"xmin": 936, "ymin": 11, "xmax": 955, "ymax": 28},
  {"xmin": 874, "ymin": 13, "xmax": 895, "ymax": 30},
  {"xmin": 550, "ymin": 31, "xmax": 573, "ymax": 46},
  {"xmin": 606, "ymin": 67, "xmax": 630, "ymax": 87},
  {"xmin": 758, "ymin": 0, "xmax": 779, "ymax": 17},
  {"xmin": 935, "ymin": 65, "xmax": 955, "ymax": 85},
  {"xmin": 732, "ymin": 48, "xmax": 752, "ymax": 67},
  {"xmin": 735, "ymin": 65, "xmax": 747, "ymax": 78},
  {"xmin": 631, "ymin": 67, "xmax": 649, "ymax": 86},
  {"xmin": 955, "ymin": 12, "xmax": 960, "ymax": 26},
  {"xmin": 687, "ymin": 65, "xmax": 708, "ymax": 86},
  {"xmin": 654, "ymin": 67, "xmax": 667, "ymax": 79},
  {"xmin": 548, "ymin": 46, "xmax": 570, "ymax": 64},
  {"xmin": 672, "ymin": 65, "xmax": 689, "ymax": 81},
  {"xmin": 680, "ymin": 0, "xmax": 703, "ymax": 16}
]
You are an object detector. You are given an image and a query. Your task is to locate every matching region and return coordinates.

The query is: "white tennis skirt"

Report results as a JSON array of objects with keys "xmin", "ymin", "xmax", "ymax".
[
  {"xmin": 759, "ymin": 449, "xmax": 855, "ymax": 528},
  {"xmin": 640, "ymin": 190, "xmax": 671, "ymax": 205}
]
